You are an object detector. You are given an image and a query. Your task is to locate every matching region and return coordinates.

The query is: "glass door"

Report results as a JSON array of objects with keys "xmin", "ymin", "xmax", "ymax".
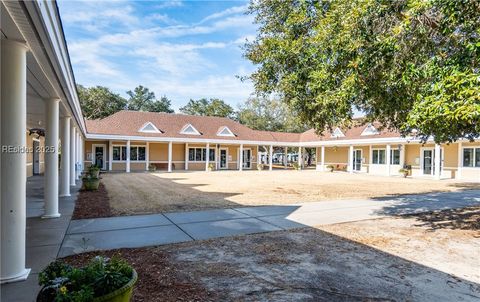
[
  {"xmin": 94, "ymin": 146, "xmax": 105, "ymax": 169},
  {"xmin": 243, "ymin": 149, "xmax": 251, "ymax": 169},
  {"xmin": 219, "ymin": 149, "xmax": 227, "ymax": 169},
  {"xmin": 423, "ymin": 149, "xmax": 433, "ymax": 175},
  {"xmin": 353, "ymin": 149, "xmax": 362, "ymax": 171}
]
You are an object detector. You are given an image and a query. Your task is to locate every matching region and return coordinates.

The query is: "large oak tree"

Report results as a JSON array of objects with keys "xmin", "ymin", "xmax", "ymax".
[{"xmin": 245, "ymin": 0, "xmax": 480, "ymax": 142}]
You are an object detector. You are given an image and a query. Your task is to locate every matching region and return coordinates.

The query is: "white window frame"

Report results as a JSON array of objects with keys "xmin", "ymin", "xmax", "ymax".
[
  {"xmin": 390, "ymin": 148, "xmax": 401, "ymax": 165},
  {"xmin": 218, "ymin": 147, "xmax": 229, "ymax": 169},
  {"xmin": 180, "ymin": 124, "xmax": 201, "ymax": 135},
  {"xmin": 372, "ymin": 148, "xmax": 386, "ymax": 165},
  {"xmin": 91, "ymin": 143, "xmax": 107, "ymax": 170},
  {"xmin": 361, "ymin": 124, "xmax": 379, "ymax": 136},
  {"xmin": 112, "ymin": 144, "xmax": 146, "ymax": 162},
  {"xmin": 138, "ymin": 122, "xmax": 161, "ymax": 133},
  {"xmin": 420, "ymin": 146, "xmax": 444, "ymax": 176},
  {"xmin": 188, "ymin": 147, "xmax": 215, "ymax": 162},
  {"xmin": 217, "ymin": 126, "xmax": 235, "ymax": 137},
  {"xmin": 331, "ymin": 127, "xmax": 345, "ymax": 138},
  {"xmin": 462, "ymin": 147, "xmax": 480, "ymax": 168},
  {"xmin": 238, "ymin": 147, "xmax": 252, "ymax": 169}
]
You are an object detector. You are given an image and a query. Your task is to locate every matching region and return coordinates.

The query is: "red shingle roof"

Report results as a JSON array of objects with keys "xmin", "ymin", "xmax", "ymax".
[{"xmin": 85, "ymin": 110, "xmax": 401, "ymax": 143}]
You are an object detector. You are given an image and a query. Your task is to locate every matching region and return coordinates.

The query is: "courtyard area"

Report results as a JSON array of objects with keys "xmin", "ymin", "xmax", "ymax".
[{"xmin": 101, "ymin": 170, "xmax": 479, "ymax": 215}]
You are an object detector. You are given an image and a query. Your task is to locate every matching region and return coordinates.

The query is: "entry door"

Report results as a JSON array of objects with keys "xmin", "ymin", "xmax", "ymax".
[
  {"xmin": 243, "ymin": 149, "xmax": 251, "ymax": 169},
  {"xmin": 353, "ymin": 149, "xmax": 362, "ymax": 171},
  {"xmin": 219, "ymin": 148, "xmax": 228, "ymax": 169},
  {"xmin": 94, "ymin": 146, "xmax": 105, "ymax": 169},
  {"xmin": 33, "ymin": 140, "xmax": 40, "ymax": 175},
  {"xmin": 423, "ymin": 149, "xmax": 433, "ymax": 175}
]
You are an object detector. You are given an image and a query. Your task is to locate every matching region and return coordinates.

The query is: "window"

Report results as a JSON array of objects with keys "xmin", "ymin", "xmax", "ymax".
[
  {"xmin": 112, "ymin": 146, "xmax": 145, "ymax": 161},
  {"xmin": 180, "ymin": 124, "xmax": 201, "ymax": 135},
  {"xmin": 372, "ymin": 149, "xmax": 386, "ymax": 164},
  {"xmin": 113, "ymin": 146, "xmax": 127, "ymax": 161},
  {"xmin": 361, "ymin": 124, "xmax": 379, "ymax": 136},
  {"xmin": 138, "ymin": 122, "xmax": 161, "ymax": 133},
  {"xmin": 188, "ymin": 148, "xmax": 215, "ymax": 162},
  {"xmin": 390, "ymin": 149, "xmax": 400, "ymax": 165},
  {"xmin": 463, "ymin": 148, "xmax": 480, "ymax": 167},
  {"xmin": 217, "ymin": 126, "xmax": 235, "ymax": 137},
  {"xmin": 331, "ymin": 127, "xmax": 345, "ymax": 138}
]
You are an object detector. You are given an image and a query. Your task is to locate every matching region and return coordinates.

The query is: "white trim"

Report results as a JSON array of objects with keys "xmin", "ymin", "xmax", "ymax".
[
  {"xmin": 219, "ymin": 148, "xmax": 228, "ymax": 169},
  {"xmin": 420, "ymin": 146, "xmax": 444, "ymax": 176},
  {"xmin": 352, "ymin": 148, "xmax": 363, "ymax": 172},
  {"xmin": 217, "ymin": 126, "xmax": 235, "ymax": 137},
  {"xmin": 138, "ymin": 122, "xmax": 161, "ymax": 133},
  {"xmin": 85, "ymin": 132, "xmax": 424, "ymax": 147},
  {"xmin": 91, "ymin": 144, "xmax": 107, "ymax": 170},
  {"xmin": 461, "ymin": 146, "xmax": 480, "ymax": 168},
  {"xmin": 180, "ymin": 124, "xmax": 201, "ymax": 135},
  {"xmin": 361, "ymin": 124, "xmax": 379, "ymax": 136},
  {"xmin": 331, "ymin": 127, "xmax": 345, "ymax": 138}
]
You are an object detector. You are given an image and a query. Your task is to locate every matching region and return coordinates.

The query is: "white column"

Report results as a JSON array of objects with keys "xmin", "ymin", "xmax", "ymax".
[
  {"xmin": 108, "ymin": 141, "xmax": 113, "ymax": 171},
  {"xmin": 145, "ymin": 142, "xmax": 150, "ymax": 171},
  {"xmin": 70, "ymin": 126, "xmax": 76, "ymax": 186},
  {"xmin": 185, "ymin": 143, "xmax": 189, "ymax": 170},
  {"xmin": 269, "ymin": 145, "xmax": 273, "ymax": 171},
  {"xmin": 400, "ymin": 144, "xmax": 406, "ymax": 168},
  {"xmin": 239, "ymin": 144, "xmax": 244, "ymax": 171},
  {"xmin": 321, "ymin": 146, "xmax": 325, "ymax": 171},
  {"xmin": 457, "ymin": 141, "xmax": 462, "ymax": 179},
  {"xmin": 78, "ymin": 135, "xmax": 83, "ymax": 175},
  {"xmin": 284, "ymin": 147, "xmax": 288, "ymax": 168},
  {"xmin": 386, "ymin": 144, "xmax": 391, "ymax": 176},
  {"xmin": 348, "ymin": 145, "xmax": 354, "ymax": 173},
  {"xmin": 126, "ymin": 140, "xmax": 131, "ymax": 172},
  {"xmin": 1, "ymin": 39, "xmax": 30, "ymax": 283},
  {"xmin": 434, "ymin": 143, "xmax": 441, "ymax": 180},
  {"xmin": 60, "ymin": 117, "xmax": 71, "ymax": 197},
  {"xmin": 167, "ymin": 142, "xmax": 173, "ymax": 172},
  {"xmin": 75, "ymin": 133, "xmax": 80, "ymax": 180},
  {"xmin": 297, "ymin": 146, "xmax": 302, "ymax": 169},
  {"xmin": 215, "ymin": 145, "xmax": 219, "ymax": 170},
  {"xmin": 205, "ymin": 143, "xmax": 210, "ymax": 171},
  {"xmin": 43, "ymin": 98, "xmax": 60, "ymax": 218}
]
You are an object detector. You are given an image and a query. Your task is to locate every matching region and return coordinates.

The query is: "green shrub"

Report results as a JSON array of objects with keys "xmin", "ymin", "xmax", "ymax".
[{"xmin": 38, "ymin": 256, "xmax": 133, "ymax": 302}]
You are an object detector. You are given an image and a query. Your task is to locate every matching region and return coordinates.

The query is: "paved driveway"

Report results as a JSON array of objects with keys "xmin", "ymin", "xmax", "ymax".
[{"xmin": 59, "ymin": 189, "xmax": 480, "ymax": 257}]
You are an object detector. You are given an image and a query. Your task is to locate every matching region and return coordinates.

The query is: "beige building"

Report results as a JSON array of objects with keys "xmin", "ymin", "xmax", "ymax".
[{"xmin": 83, "ymin": 111, "xmax": 480, "ymax": 181}]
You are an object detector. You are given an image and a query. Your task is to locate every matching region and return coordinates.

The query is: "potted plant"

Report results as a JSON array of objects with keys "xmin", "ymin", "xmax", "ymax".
[
  {"xmin": 292, "ymin": 162, "xmax": 301, "ymax": 170},
  {"xmin": 83, "ymin": 172, "xmax": 100, "ymax": 191},
  {"xmin": 37, "ymin": 256, "xmax": 137, "ymax": 302},
  {"xmin": 208, "ymin": 163, "xmax": 215, "ymax": 171},
  {"xmin": 257, "ymin": 163, "xmax": 265, "ymax": 171},
  {"xmin": 326, "ymin": 165, "xmax": 334, "ymax": 172},
  {"xmin": 148, "ymin": 164, "xmax": 157, "ymax": 172},
  {"xmin": 399, "ymin": 165, "xmax": 411, "ymax": 178},
  {"xmin": 89, "ymin": 165, "xmax": 101, "ymax": 178}
]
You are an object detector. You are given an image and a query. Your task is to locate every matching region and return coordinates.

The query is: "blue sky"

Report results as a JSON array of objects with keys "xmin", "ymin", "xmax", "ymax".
[{"xmin": 58, "ymin": 0, "xmax": 257, "ymax": 111}]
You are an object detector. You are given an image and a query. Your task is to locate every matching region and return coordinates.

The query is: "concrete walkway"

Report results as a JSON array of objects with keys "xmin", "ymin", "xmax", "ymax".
[
  {"xmin": 59, "ymin": 189, "xmax": 480, "ymax": 257},
  {"xmin": 1, "ymin": 175, "xmax": 81, "ymax": 302}
]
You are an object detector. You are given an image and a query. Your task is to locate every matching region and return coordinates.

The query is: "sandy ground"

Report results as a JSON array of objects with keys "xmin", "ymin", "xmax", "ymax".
[
  {"xmin": 101, "ymin": 170, "xmax": 480, "ymax": 214},
  {"xmin": 64, "ymin": 213, "xmax": 480, "ymax": 301}
]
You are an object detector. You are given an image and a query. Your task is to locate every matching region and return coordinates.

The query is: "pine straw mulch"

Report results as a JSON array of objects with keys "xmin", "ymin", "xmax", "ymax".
[
  {"xmin": 61, "ymin": 248, "xmax": 217, "ymax": 302},
  {"xmin": 72, "ymin": 182, "xmax": 113, "ymax": 219}
]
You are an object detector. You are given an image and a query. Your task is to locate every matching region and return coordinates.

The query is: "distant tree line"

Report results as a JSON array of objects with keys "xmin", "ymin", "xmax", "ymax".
[{"xmin": 78, "ymin": 84, "xmax": 307, "ymax": 133}]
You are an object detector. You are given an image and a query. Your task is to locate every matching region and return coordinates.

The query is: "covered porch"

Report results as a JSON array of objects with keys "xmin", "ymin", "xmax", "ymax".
[{"xmin": 1, "ymin": 1, "xmax": 86, "ymax": 285}]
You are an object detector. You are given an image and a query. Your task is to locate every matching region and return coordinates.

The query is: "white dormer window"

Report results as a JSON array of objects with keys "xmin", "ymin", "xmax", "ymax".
[
  {"xmin": 361, "ymin": 123, "xmax": 379, "ymax": 136},
  {"xmin": 138, "ymin": 122, "xmax": 161, "ymax": 133},
  {"xmin": 217, "ymin": 126, "xmax": 235, "ymax": 137},
  {"xmin": 331, "ymin": 127, "xmax": 345, "ymax": 138},
  {"xmin": 180, "ymin": 124, "xmax": 201, "ymax": 135}
]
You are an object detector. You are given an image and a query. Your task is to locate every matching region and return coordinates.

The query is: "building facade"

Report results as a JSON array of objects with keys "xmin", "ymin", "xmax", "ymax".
[{"xmin": 83, "ymin": 111, "xmax": 480, "ymax": 181}]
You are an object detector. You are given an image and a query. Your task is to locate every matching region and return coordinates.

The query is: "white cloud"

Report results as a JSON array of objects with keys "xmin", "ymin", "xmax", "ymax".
[
  {"xmin": 199, "ymin": 5, "xmax": 248, "ymax": 24},
  {"xmin": 60, "ymin": 0, "xmax": 257, "ymax": 109}
]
